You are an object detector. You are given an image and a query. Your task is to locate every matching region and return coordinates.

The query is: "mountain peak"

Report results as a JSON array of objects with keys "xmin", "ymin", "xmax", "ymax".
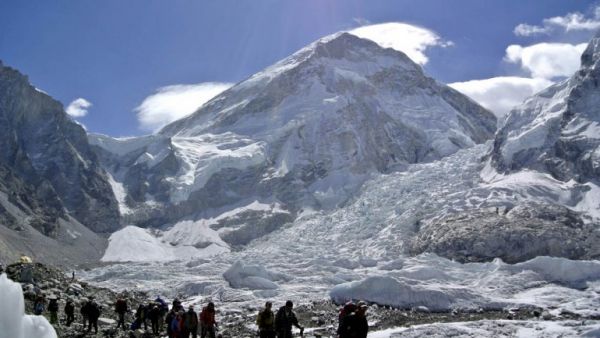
[
  {"xmin": 315, "ymin": 32, "xmax": 420, "ymax": 69},
  {"xmin": 123, "ymin": 29, "xmax": 497, "ymax": 229},
  {"xmin": 160, "ymin": 29, "xmax": 446, "ymax": 138},
  {"xmin": 581, "ymin": 30, "xmax": 600, "ymax": 68}
]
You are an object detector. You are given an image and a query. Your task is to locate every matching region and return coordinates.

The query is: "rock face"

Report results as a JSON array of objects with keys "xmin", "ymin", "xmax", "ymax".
[
  {"xmin": 91, "ymin": 33, "xmax": 496, "ymax": 246},
  {"xmin": 0, "ymin": 61, "xmax": 120, "ymax": 235},
  {"xmin": 490, "ymin": 32, "xmax": 600, "ymax": 183},
  {"xmin": 410, "ymin": 203, "xmax": 599, "ymax": 263},
  {"xmin": 0, "ymin": 61, "xmax": 118, "ymax": 265}
]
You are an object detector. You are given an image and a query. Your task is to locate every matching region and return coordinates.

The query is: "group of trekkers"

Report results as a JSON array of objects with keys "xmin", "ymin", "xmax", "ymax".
[
  {"xmin": 256, "ymin": 300, "xmax": 303, "ymax": 338},
  {"xmin": 335, "ymin": 301, "xmax": 369, "ymax": 338},
  {"xmin": 255, "ymin": 299, "xmax": 368, "ymax": 338},
  {"xmin": 37, "ymin": 293, "xmax": 369, "ymax": 338},
  {"xmin": 34, "ymin": 295, "xmax": 102, "ymax": 333},
  {"xmin": 115, "ymin": 296, "xmax": 219, "ymax": 338}
]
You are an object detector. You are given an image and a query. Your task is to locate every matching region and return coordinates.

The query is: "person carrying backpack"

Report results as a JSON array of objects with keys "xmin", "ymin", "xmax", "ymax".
[
  {"xmin": 199, "ymin": 302, "xmax": 217, "ymax": 338},
  {"xmin": 257, "ymin": 301, "xmax": 275, "ymax": 338},
  {"xmin": 149, "ymin": 304, "xmax": 163, "ymax": 335},
  {"xmin": 48, "ymin": 296, "xmax": 59, "ymax": 325},
  {"xmin": 80, "ymin": 298, "xmax": 90, "ymax": 327},
  {"xmin": 275, "ymin": 301, "xmax": 303, "ymax": 338},
  {"xmin": 33, "ymin": 295, "xmax": 45, "ymax": 315},
  {"xmin": 86, "ymin": 298, "xmax": 101, "ymax": 334},
  {"xmin": 182, "ymin": 305, "xmax": 199, "ymax": 338},
  {"xmin": 165, "ymin": 309, "xmax": 177, "ymax": 338},
  {"xmin": 170, "ymin": 311, "xmax": 184, "ymax": 338},
  {"xmin": 337, "ymin": 301, "xmax": 356, "ymax": 338},
  {"xmin": 339, "ymin": 302, "xmax": 368, "ymax": 338},
  {"xmin": 136, "ymin": 304, "xmax": 148, "ymax": 330},
  {"xmin": 64, "ymin": 299, "xmax": 75, "ymax": 327},
  {"xmin": 115, "ymin": 296, "xmax": 128, "ymax": 330},
  {"xmin": 156, "ymin": 296, "xmax": 169, "ymax": 331}
]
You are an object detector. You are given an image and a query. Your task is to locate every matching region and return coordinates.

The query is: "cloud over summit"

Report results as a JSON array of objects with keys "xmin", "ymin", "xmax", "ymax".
[
  {"xmin": 136, "ymin": 82, "xmax": 233, "ymax": 133},
  {"xmin": 349, "ymin": 22, "xmax": 452, "ymax": 65},
  {"xmin": 66, "ymin": 98, "xmax": 92, "ymax": 118}
]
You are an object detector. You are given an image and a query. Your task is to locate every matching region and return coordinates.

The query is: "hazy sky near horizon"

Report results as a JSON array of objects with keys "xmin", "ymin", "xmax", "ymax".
[{"xmin": 1, "ymin": 1, "xmax": 599, "ymax": 136}]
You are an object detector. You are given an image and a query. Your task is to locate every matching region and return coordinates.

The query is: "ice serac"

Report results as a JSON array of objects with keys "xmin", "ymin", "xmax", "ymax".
[
  {"xmin": 0, "ymin": 274, "xmax": 57, "ymax": 338},
  {"xmin": 94, "ymin": 33, "xmax": 496, "ymax": 248},
  {"xmin": 490, "ymin": 31, "xmax": 600, "ymax": 182},
  {"xmin": 0, "ymin": 61, "xmax": 117, "ymax": 264}
]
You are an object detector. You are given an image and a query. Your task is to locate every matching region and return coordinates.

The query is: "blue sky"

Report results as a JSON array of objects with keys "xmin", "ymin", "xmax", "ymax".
[{"xmin": 1, "ymin": 1, "xmax": 599, "ymax": 136}]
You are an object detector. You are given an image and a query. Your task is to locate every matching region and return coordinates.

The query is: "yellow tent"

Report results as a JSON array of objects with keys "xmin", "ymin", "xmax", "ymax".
[{"xmin": 19, "ymin": 255, "xmax": 32, "ymax": 264}]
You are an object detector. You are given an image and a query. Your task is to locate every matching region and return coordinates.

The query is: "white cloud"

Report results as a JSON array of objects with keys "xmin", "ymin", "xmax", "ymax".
[
  {"xmin": 135, "ymin": 82, "xmax": 233, "ymax": 133},
  {"xmin": 349, "ymin": 22, "xmax": 452, "ymax": 65},
  {"xmin": 454, "ymin": 8, "xmax": 595, "ymax": 121},
  {"xmin": 65, "ymin": 98, "xmax": 92, "ymax": 118},
  {"xmin": 449, "ymin": 77, "xmax": 553, "ymax": 119},
  {"xmin": 514, "ymin": 7, "xmax": 600, "ymax": 36},
  {"xmin": 505, "ymin": 42, "xmax": 587, "ymax": 79},
  {"xmin": 514, "ymin": 23, "xmax": 552, "ymax": 37}
]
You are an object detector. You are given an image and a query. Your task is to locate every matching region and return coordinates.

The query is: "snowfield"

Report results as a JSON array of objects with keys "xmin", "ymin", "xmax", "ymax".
[{"xmin": 369, "ymin": 320, "xmax": 600, "ymax": 338}]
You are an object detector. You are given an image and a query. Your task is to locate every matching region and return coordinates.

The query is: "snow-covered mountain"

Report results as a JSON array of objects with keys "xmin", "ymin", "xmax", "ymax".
[
  {"xmin": 485, "ymin": 31, "xmax": 600, "ymax": 227},
  {"xmin": 1, "ymin": 25, "xmax": 599, "ymax": 338},
  {"xmin": 0, "ymin": 61, "xmax": 118, "ymax": 264},
  {"xmin": 81, "ymin": 35, "xmax": 600, "ymax": 336},
  {"xmin": 91, "ymin": 32, "xmax": 496, "ymax": 253},
  {"xmin": 409, "ymin": 32, "xmax": 600, "ymax": 263},
  {"xmin": 490, "ymin": 32, "xmax": 600, "ymax": 183}
]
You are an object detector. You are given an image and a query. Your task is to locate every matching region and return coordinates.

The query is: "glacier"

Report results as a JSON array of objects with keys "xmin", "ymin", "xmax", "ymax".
[{"xmin": 80, "ymin": 142, "xmax": 600, "ymax": 336}]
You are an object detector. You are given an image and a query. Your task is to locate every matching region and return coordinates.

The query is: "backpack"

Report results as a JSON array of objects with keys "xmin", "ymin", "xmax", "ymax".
[
  {"xmin": 65, "ymin": 302, "xmax": 74, "ymax": 315},
  {"xmin": 34, "ymin": 302, "xmax": 44, "ymax": 314},
  {"xmin": 130, "ymin": 319, "xmax": 140, "ymax": 330},
  {"xmin": 170, "ymin": 317, "xmax": 180, "ymax": 332},
  {"xmin": 257, "ymin": 309, "xmax": 274, "ymax": 329},
  {"xmin": 184, "ymin": 311, "xmax": 198, "ymax": 328},
  {"xmin": 88, "ymin": 302, "xmax": 101, "ymax": 318},
  {"xmin": 166, "ymin": 311, "xmax": 175, "ymax": 326}
]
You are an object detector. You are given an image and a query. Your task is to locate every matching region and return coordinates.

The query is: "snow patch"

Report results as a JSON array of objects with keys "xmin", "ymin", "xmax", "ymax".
[
  {"xmin": 65, "ymin": 229, "xmax": 81, "ymax": 239},
  {"xmin": 0, "ymin": 274, "xmax": 57, "ymax": 338},
  {"xmin": 329, "ymin": 275, "xmax": 482, "ymax": 311},
  {"xmin": 223, "ymin": 261, "xmax": 288, "ymax": 290},
  {"xmin": 101, "ymin": 225, "xmax": 229, "ymax": 262},
  {"xmin": 106, "ymin": 172, "xmax": 132, "ymax": 215},
  {"xmin": 504, "ymin": 256, "xmax": 600, "ymax": 286}
]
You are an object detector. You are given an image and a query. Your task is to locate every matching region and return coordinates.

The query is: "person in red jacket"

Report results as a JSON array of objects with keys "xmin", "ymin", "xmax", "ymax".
[
  {"xmin": 114, "ymin": 296, "xmax": 128, "ymax": 330},
  {"xmin": 199, "ymin": 302, "xmax": 217, "ymax": 338}
]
